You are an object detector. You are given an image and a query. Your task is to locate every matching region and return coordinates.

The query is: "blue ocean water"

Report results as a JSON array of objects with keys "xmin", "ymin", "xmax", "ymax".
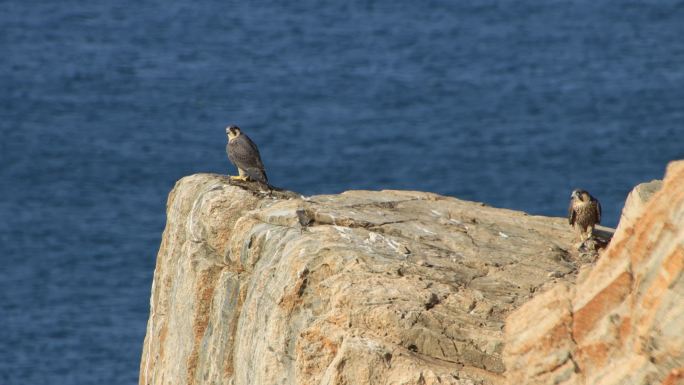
[{"xmin": 1, "ymin": 1, "xmax": 683, "ymax": 383}]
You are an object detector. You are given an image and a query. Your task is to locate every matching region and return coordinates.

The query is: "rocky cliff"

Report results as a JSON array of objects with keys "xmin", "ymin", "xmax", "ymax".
[
  {"xmin": 504, "ymin": 161, "xmax": 684, "ymax": 385},
  {"xmin": 140, "ymin": 161, "xmax": 682, "ymax": 385},
  {"xmin": 139, "ymin": 173, "xmax": 604, "ymax": 385}
]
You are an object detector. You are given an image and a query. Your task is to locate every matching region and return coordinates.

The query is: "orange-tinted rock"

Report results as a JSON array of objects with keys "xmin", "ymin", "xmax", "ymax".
[
  {"xmin": 504, "ymin": 283, "xmax": 579, "ymax": 385},
  {"xmin": 504, "ymin": 160, "xmax": 684, "ymax": 385}
]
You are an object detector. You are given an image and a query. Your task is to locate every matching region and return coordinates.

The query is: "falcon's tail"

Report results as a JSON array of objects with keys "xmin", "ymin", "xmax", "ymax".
[{"xmin": 244, "ymin": 168, "xmax": 269, "ymax": 186}]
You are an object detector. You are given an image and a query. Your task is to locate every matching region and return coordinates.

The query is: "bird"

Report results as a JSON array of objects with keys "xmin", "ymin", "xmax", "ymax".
[
  {"xmin": 225, "ymin": 125, "xmax": 268, "ymax": 185},
  {"xmin": 568, "ymin": 189, "xmax": 601, "ymax": 243}
]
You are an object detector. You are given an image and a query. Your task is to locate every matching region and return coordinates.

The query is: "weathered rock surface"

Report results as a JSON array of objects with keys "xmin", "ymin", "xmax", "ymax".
[
  {"xmin": 139, "ymin": 174, "xmax": 593, "ymax": 385},
  {"xmin": 619, "ymin": 179, "xmax": 663, "ymax": 231},
  {"xmin": 504, "ymin": 161, "xmax": 684, "ymax": 385}
]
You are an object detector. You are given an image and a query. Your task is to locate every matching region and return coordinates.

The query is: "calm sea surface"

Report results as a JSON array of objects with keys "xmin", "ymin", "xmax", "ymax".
[{"xmin": 1, "ymin": 1, "xmax": 683, "ymax": 383}]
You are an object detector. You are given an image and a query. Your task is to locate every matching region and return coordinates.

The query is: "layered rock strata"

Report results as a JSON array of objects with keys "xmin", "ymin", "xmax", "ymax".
[{"xmin": 139, "ymin": 174, "xmax": 594, "ymax": 385}]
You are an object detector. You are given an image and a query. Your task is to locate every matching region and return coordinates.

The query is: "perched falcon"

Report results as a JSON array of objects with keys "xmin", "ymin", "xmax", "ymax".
[
  {"xmin": 568, "ymin": 189, "xmax": 601, "ymax": 242},
  {"xmin": 226, "ymin": 125, "xmax": 268, "ymax": 185}
]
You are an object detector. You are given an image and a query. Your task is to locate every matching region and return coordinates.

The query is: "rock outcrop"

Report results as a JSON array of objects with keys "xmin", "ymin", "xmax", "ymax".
[
  {"xmin": 504, "ymin": 161, "xmax": 684, "ymax": 385},
  {"xmin": 139, "ymin": 174, "xmax": 596, "ymax": 385},
  {"xmin": 618, "ymin": 179, "xmax": 663, "ymax": 231}
]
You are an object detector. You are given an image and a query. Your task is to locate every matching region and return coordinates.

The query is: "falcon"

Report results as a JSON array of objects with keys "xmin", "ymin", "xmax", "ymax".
[
  {"xmin": 568, "ymin": 189, "xmax": 601, "ymax": 242},
  {"xmin": 225, "ymin": 125, "xmax": 268, "ymax": 185}
]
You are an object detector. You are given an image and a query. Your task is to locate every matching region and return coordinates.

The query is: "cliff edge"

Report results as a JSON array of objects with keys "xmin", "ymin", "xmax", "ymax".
[{"xmin": 139, "ymin": 173, "xmax": 606, "ymax": 385}]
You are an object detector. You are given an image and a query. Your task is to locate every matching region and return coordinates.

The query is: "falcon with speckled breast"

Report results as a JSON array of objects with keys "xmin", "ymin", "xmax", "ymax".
[
  {"xmin": 568, "ymin": 189, "xmax": 601, "ymax": 242},
  {"xmin": 226, "ymin": 125, "xmax": 268, "ymax": 185}
]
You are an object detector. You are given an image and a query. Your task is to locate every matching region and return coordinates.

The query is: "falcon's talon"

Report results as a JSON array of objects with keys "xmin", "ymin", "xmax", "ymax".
[{"xmin": 230, "ymin": 175, "xmax": 249, "ymax": 181}]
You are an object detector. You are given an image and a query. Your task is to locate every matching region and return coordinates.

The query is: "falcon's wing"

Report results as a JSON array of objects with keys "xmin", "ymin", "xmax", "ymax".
[
  {"xmin": 595, "ymin": 200, "xmax": 602, "ymax": 224},
  {"xmin": 568, "ymin": 201, "xmax": 576, "ymax": 225},
  {"xmin": 243, "ymin": 135, "xmax": 265, "ymax": 169},
  {"xmin": 228, "ymin": 135, "xmax": 263, "ymax": 170}
]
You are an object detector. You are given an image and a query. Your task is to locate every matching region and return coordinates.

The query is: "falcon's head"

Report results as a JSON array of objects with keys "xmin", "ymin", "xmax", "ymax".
[
  {"xmin": 226, "ymin": 125, "xmax": 241, "ymax": 140},
  {"xmin": 571, "ymin": 189, "xmax": 590, "ymax": 202}
]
